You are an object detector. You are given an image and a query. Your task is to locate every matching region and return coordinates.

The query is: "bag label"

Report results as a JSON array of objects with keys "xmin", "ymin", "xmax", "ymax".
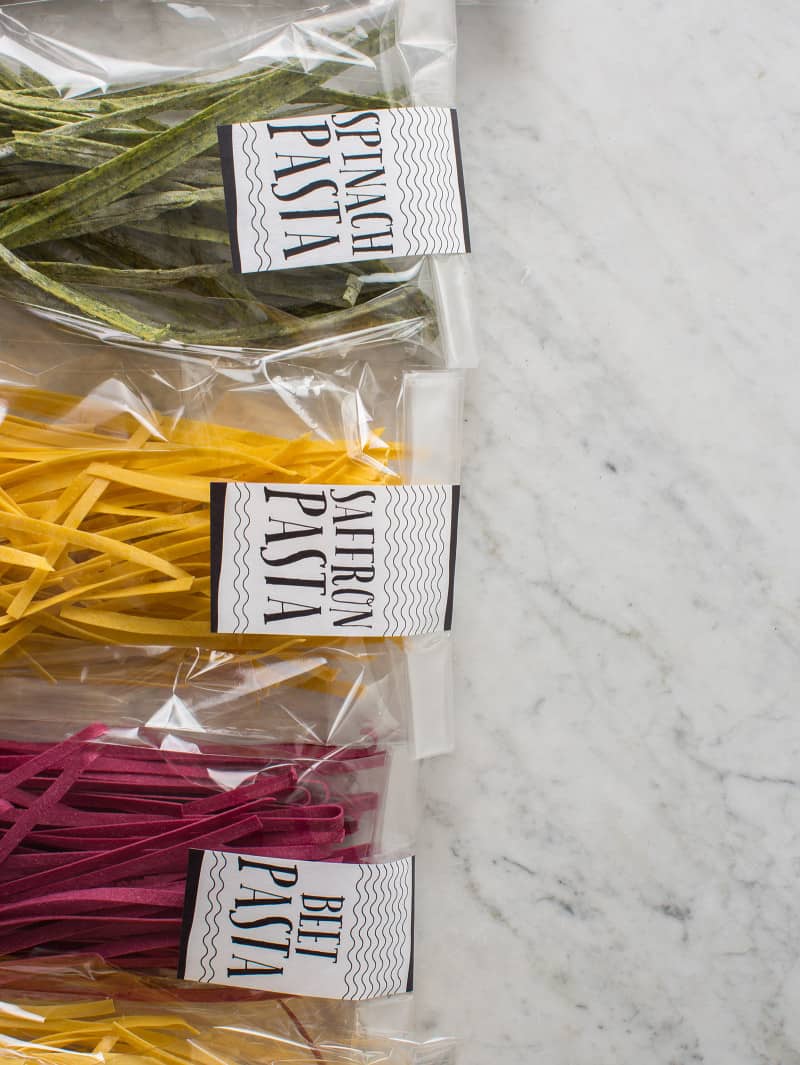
[
  {"xmin": 178, "ymin": 851, "xmax": 414, "ymax": 999},
  {"xmin": 210, "ymin": 482, "xmax": 459, "ymax": 637},
  {"xmin": 218, "ymin": 106, "xmax": 470, "ymax": 273}
]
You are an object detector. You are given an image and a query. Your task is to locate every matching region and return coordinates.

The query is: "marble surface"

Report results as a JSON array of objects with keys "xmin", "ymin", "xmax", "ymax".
[{"xmin": 415, "ymin": 3, "xmax": 800, "ymax": 1063}]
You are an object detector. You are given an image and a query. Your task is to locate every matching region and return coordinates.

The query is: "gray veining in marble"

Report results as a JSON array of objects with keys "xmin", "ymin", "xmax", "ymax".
[{"xmin": 415, "ymin": 3, "xmax": 800, "ymax": 1063}]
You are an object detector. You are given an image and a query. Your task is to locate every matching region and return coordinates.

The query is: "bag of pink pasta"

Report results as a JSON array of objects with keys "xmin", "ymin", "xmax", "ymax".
[{"xmin": 0, "ymin": 709, "xmax": 420, "ymax": 975}]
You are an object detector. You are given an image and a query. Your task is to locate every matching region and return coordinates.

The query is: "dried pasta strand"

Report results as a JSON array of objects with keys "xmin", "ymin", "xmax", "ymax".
[
  {"xmin": 6, "ymin": 422, "xmax": 152, "ymax": 617},
  {"xmin": 0, "ymin": 545, "xmax": 52, "ymax": 571},
  {"xmin": 0, "ymin": 512, "xmax": 190, "ymax": 591},
  {"xmin": 85, "ymin": 462, "xmax": 217, "ymax": 503}
]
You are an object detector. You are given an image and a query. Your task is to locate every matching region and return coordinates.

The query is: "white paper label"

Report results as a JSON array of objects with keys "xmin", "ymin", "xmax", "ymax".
[
  {"xmin": 210, "ymin": 482, "xmax": 459, "ymax": 637},
  {"xmin": 217, "ymin": 106, "xmax": 470, "ymax": 273},
  {"xmin": 178, "ymin": 851, "xmax": 414, "ymax": 999}
]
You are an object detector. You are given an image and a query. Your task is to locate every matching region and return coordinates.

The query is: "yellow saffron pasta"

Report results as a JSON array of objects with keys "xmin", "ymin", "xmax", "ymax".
[
  {"xmin": 0, "ymin": 385, "xmax": 401, "ymax": 678},
  {"xmin": 0, "ymin": 984, "xmax": 424, "ymax": 1065},
  {"xmin": 0, "ymin": 996, "xmax": 342, "ymax": 1065}
]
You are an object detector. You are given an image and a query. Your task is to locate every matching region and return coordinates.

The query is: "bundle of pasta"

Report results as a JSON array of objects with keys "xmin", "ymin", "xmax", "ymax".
[
  {"xmin": 0, "ymin": 381, "xmax": 399, "ymax": 676},
  {"xmin": 0, "ymin": 723, "xmax": 387, "ymax": 967},
  {"xmin": 0, "ymin": 0, "xmax": 469, "ymax": 362},
  {"xmin": 0, "ymin": 978, "xmax": 455, "ymax": 1065}
]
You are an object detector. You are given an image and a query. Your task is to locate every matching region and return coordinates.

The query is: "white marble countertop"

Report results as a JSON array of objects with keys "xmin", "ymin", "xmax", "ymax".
[{"xmin": 415, "ymin": 3, "xmax": 800, "ymax": 1063}]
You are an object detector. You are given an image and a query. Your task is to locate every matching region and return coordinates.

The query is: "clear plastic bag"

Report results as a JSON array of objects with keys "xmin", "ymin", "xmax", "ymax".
[
  {"xmin": 0, "ymin": 0, "xmax": 475, "ymax": 367},
  {"xmin": 0, "ymin": 306, "xmax": 462, "ymax": 757},
  {"xmin": 0, "ymin": 955, "xmax": 458, "ymax": 1064},
  {"xmin": 0, "ymin": 712, "xmax": 418, "ymax": 970}
]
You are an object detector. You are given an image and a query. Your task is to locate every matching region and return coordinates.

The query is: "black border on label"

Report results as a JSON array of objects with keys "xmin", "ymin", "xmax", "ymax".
[
  {"xmin": 443, "ymin": 485, "xmax": 461, "ymax": 632},
  {"xmin": 209, "ymin": 482, "xmax": 227, "ymax": 634},
  {"xmin": 405, "ymin": 855, "xmax": 416, "ymax": 992},
  {"xmin": 217, "ymin": 124, "xmax": 242, "ymax": 274},
  {"xmin": 449, "ymin": 110, "xmax": 472, "ymax": 254},
  {"xmin": 176, "ymin": 849, "xmax": 204, "ymax": 980}
]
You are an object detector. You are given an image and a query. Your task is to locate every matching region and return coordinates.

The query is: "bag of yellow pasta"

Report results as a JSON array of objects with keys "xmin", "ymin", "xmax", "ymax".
[
  {"xmin": 0, "ymin": 954, "xmax": 458, "ymax": 1065},
  {"xmin": 0, "ymin": 310, "xmax": 462, "ymax": 757}
]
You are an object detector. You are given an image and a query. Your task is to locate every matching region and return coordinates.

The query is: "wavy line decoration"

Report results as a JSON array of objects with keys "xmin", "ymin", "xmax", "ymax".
[
  {"xmin": 417, "ymin": 110, "xmax": 438, "ymax": 254},
  {"xmin": 425, "ymin": 108, "xmax": 448, "ymax": 253},
  {"xmin": 390, "ymin": 109, "xmax": 461, "ymax": 257},
  {"xmin": 420, "ymin": 487, "xmax": 435, "ymax": 632},
  {"xmin": 229, "ymin": 483, "xmax": 250, "ymax": 634},
  {"xmin": 381, "ymin": 487, "xmax": 450, "ymax": 635},
  {"xmin": 387, "ymin": 859, "xmax": 405, "ymax": 994},
  {"xmin": 434, "ymin": 109, "xmax": 461, "ymax": 252},
  {"xmin": 343, "ymin": 863, "xmax": 366, "ymax": 998},
  {"xmin": 395, "ymin": 110, "xmax": 415, "ymax": 256},
  {"xmin": 430, "ymin": 107, "xmax": 460, "ymax": 253},
  {"xmin": 405, "ymin": 487, "xmax": 420, "ymax": 635},
  {"xmin": 403, "ymin": 487, "xmax": 416, "ymax": 636},
  {"xmin": 228, "ymin": 483, "xmax": 242, "ymax": 632},
  {"xmin": 430, "ymin": 108, "xmax": 453, "ymax": 253},
  {"xmin": 379, "ymin": 862, "xmax": 395, "ymax": 999},
  {"xmin": 394, "ymin": 485, "xmax": 412, "ymax": 636},
  {"xmin": 206, "ymin": 852, "xmax": 228, "ymax": 980},
  {"xmin": 360, "ymin": 865, "xmax": 382, "ymax": 999},
  {"xmin": 240, "ymin": 123, "xmax": 272, "ymax": 271},
  {"xmin": 427, "ymin": 486, "xmax": 444, "ymax": 632},
  {"xmin": 432, "ymin": 485, "xmax": 448, "ymax": 630},
  {"xmin": 383, "ymin": 486, "xmax": 400, "ymax": 636},
  {"xmin": 363, "ymin": 864, "xmax": 383, "ymax": 998},
  {"xmin": 353, "ymin": 864, "xmax": 370, "ymax": 1000},
  {"xmin": 343, "ymin": 858, "xmax": 412, "ymax": 999},
  {"xmin": 388, "ymin": 108, "xmax": 412, "ymax": 258},
  {"xmin": 403, "ymin": 110, "xmax": 425, "ymax": 256},
  {"xmin": 412, "ymin": 486, "xmax": 429, "ymax": 635},
  {"xmin": 240, "ymin": 484, "xmax": 254, "ymax": 631},
  {"xmin": 198, "ymin": 851, "xmax": 224, "ymax": 982},
  {"xmin": 388, "ymin": 858, "xmax": 406, "ymax": 989}
]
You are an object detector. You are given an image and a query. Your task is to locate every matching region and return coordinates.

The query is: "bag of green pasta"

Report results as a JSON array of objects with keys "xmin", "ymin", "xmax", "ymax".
[{"xmin": 0, "ymin": 0, "xmax": 475, "ymax": 367}]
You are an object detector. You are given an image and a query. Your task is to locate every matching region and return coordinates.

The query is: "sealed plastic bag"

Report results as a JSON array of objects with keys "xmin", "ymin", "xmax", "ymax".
[
  {"xmin": 0, "ymin": 955, "xmax": 457, "ymax": 1064},
  {"xmin": 0, "ymin": 307, "xmax": 462, "ymax": 757},
  {"xmin": 0, "ymin": 0, "xmax": 475, "ymax": 366},
  {"xmin": 0, "ymin": 712, "xmax": 416, "ymax": 975}
]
